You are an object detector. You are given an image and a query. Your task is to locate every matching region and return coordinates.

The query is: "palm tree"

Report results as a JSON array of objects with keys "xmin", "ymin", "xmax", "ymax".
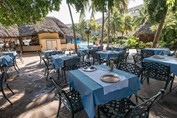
[
  {"xmin": 66, "ymin": 0, "xmax": 88, "ymax": 53},
  {"xmin": 145, "ymin": 0, "xmax": 177, "ymax": 47},
  {"xmin": 123, "ymin": 14, "xmax": 133, "ymax": 35},
  {"xmin": 106, "ymin": 0, "xmax": 128, "ymax": 47}
]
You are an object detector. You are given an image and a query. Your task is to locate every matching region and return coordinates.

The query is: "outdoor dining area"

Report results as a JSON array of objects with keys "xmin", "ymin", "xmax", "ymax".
[{"xmin": 1, "ymin": 45, "xmax": 176, "ymax": 118}]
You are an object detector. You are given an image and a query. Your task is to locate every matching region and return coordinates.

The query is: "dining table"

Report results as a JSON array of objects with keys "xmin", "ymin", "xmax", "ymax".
[
  {"xmin": 51, "ymin": 54, "xmax": 78, "ymax": 70},
  {"xmin": 67, "ymin": 65, "xmax": 141, "ymax": 118},
  {"xmin": 0, "ymin": 55, "xmax": 13, "ymax": 66},
  {"xmin": 144, "ymin": 56, "xmax": 177, "ymax": 76},
  {"xmin": 142, "ymin": 48, "xmax": 170, "ymax": 55},
  {"xmin": 43, "ymin": 50, "xmax": 61, "ymax": 58},
  {"xmin": 2, "ymin": 51, "xmax": 17, "ymax": 57},
  {"xmin": 96, "ymin": 50, "xmax": 122, "ymax": 62}
]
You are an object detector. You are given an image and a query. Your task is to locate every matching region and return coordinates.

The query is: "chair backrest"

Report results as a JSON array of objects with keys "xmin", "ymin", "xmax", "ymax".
[
  {"xmin": 50, "ymin": 77, "xmax": 73, "ymax": 111},
  {"xmin": 63, "ymin": 57, "xmax": 80, "ymax": 70},
  {"xmin": 133, "ymin": 54, "xmax": 143, "ymax": 65},
  {"xmin": 142, "ymin": 62, "xmax": 171, "ymax": 81},
  {"xmin": 125, "ymin": 89, "xmax": 165, "ymax": 118},
  {"xmin": 113, "ymin": 52, "xmax": 126, "ymax": 67},
  {"xmin": 118, "ymin": 62, "xmax": 142, "ymax": 77},
  {"xmin": 141, "ymin": 50, "xmax": 154, "ymax": 58}
]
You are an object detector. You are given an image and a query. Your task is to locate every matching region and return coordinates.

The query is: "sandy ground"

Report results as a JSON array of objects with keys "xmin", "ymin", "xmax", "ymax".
[{"xmin": 0, "ymin": 51, "xmax": 177, "ymax": 118}]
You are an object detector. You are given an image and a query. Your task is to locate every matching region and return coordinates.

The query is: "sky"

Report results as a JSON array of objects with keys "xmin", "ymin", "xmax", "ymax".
[{"xmin": 47, "ymin": 0, "xmax": 144, "ymax": 24}]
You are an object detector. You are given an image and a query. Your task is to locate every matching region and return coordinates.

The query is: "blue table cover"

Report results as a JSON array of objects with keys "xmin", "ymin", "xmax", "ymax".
[
  {"xmin": 77, "ymin": 48, "xmax": 88, "ymax": 56},
  {"xmin": 142, "ymin": 48, "xmax": 170, "ymax": 55},
  {"xmin": 67, "ymin": 65, "xmax": 141, "ymax": 118},
  {"xmin": 43, "ymin": 50, "xmax": 60, "ymax": 58},
  {"xmin": 144, "ymin": 56, "xmax": 177, "ymax": 76},
  {"xmin": 113, "ymin": 46, "xmax": 127, "ymax": 51},
  {"xmin": 51, "ymin": 54, "xmax": 78, "ymax": 69},
  {"xmin": 0, "ymin": 55, "xmax": 13, "ymax": 66},
  {"xmin": 2, "ymin": 51, "xmax": 17, "ymax": 57},
  {"xmin": 96, "ymin": 51, "xmax": 122, "ymax": 61}
]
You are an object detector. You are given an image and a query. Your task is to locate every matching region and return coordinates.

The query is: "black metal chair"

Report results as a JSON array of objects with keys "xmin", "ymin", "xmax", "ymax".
[
  {"xmin": 98, "ymin": 89, "xmax": 164, "ymax": 118},
  {"xmin": 42, "ymin": 58, "xmax": 55, "ymax": 80},
  {"xmin": 142, "ymin": 62, "xmax": 174, "ymax": 92},
  {"xmin": 117, "ymin": 62, "xmax": 142, "ymax": 102},
  {"xmin": 141, "ymin": 50, "xmax": 154, "ymax": 58},
  {"xmin": 112, "ymin": 52, "xmax": 126, "ymax": 68},
  {"xmin": 117, "ymin": 62, "xmax": 142, "ymax": 77},
  {"xmin": 37, "ymin": 50, "xmax": 44, "ymax": 64},
  {"xmin": 3, "ymin": 56, "xmax": 20, "ymax": 74},
  {"xmin": 16, "ymin": 50, "xmax": 24, "ymax": 64},
  {"xmin": 0, "ymin": 71, "xmax": 14, "ymax": 105},
  {"xmin": 50, "ymin": 77, "xmax": 83, "ymax": 118},
  {"xmin": 133, "ymin": 53, "xmax": 143, "ymax": 67},
  {"xmin": 62, "ymin": 57, "xmax": 80, "ymax": 79}
]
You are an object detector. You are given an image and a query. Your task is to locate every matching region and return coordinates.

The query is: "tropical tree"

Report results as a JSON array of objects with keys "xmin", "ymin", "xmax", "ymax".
[
  {"xmin": 134, "ymin": 7, "xmax": 148, "ymax": 30},
  {"xmin": 0, "ymin": 0, "xmax": 62, "ymax": 26},
  {"xmin": 145, "ymin": 0, "xmax": 177, "ymax": 47},
  {"xmin": 77, "ymin": 19, "xmax": 87, "ymax": 40},
  {"xmin": 123, "ymin": 14, "xmax": 134, "ymax": 35},
  {"xmin": 109, "ymin": 10, "xmax": 124, "ymax": 38},
  {"xmin": 106, "ymin": 0, "xmax": 128, "ymax": 47},
  {"xmin": 66, "ymin": 0, "xmax": 88, "ymax": 52}
]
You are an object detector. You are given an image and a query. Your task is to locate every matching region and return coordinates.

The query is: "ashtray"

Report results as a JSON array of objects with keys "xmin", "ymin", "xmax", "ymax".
[
  {"xmin": 100, "ymin": 74, "xmax": 120, "ymax": 83},
  {"xmin": 152, "ymin": 55, "xmax": 164, "ymax": 59},
  {"xmin": 82, "ymin": 66, "xmax": 97, "ymax": 72}
]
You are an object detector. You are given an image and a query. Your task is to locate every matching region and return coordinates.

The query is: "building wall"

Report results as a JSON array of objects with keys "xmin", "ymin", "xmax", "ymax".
[
  {"xmin": 38, "ymin": 32, "xmax": 75, "ymax": 52},
  {"xmin": 38, "ymin": 33, "xmax": 59, "ymax": 39}
]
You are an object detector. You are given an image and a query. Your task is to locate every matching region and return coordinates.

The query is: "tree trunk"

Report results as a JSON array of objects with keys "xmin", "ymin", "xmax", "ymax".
[
  {"xmin": 100, "ymin": 10, "xmax": 104, "ymax": 46},
  {"xmin": 152, "ymin": 10, "xmax": 167, "ymax": 48},
  {"xmin": 107, "ymin": 10, "xmax": 110, "ymax": 48},
  {"xmin": 67, "ymin": 3, "xmax": 77, "ymax": 53}
]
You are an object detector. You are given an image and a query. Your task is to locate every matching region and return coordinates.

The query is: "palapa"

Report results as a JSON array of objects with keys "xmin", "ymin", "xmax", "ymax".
[
  {"xmin": 0, "ymin": 17, "xmax": 80, "ymax": 39},
  {"xmin": 134, "ymin": 21, "xmax": 154, "ymax": 36}
]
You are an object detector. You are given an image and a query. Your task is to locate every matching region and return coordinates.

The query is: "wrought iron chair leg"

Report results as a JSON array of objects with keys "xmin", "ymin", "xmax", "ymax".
[
  {"xmin": 46, "ymin": 71, "xmax": 49, "ymax": 81},
  {"xmin": 169, "ymin": 79, "xmax": 174, "ymax": 92},
  {"xmin": 71, "ymin": 112, "xmax": 74, "ymax": 118},
  {"xmin": 14, "ymin": 66, "xmax": 19, "ymax": 74},
  {"xmin": 1, "ymin": 85, "xmax": 13, "ymax": 105},
  {"xmin": 57, "ymin": 99, "xmax": 62, "ymax": 117},
  {"xmin": 6, "ymin": 84, "xmax": 14, "ymax": 94}
]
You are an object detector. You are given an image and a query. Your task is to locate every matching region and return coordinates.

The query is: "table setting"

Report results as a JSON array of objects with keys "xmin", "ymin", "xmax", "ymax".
[{"xmin": 67, "ymin": 65, "xmax": 140, "ymax": 118}]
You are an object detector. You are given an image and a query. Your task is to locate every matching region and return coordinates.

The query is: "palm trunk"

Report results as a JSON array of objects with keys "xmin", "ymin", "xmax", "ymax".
[
  {"xmin": 67, "ymin": 3, "xmax": 77, "ymax": 53},
  {"xmin": 100, "ymin": 10, "xmax": 104, "ymax": 46},
  {"xmin": 107, "ymin": 10, "xmax": 110, "ymax": 48},
  {"xmin": 152, "ymin": 10, "xmax": 167, "ymax": 48}
]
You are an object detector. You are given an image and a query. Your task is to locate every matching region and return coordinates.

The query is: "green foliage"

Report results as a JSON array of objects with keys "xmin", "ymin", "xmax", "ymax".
[
  {"xmin": 145, "ymin": 0, "xmax": 168, "ymax": 23},
  {"xmin": 0, "ymin": 0, "xmax": 62, "ymax": 26}
]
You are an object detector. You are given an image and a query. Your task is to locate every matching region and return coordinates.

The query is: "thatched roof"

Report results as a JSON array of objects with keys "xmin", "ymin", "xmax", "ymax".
[
  {"xmin": 50, "ymin": 17, "xmax": 81, "ymax": 38},
  {"xmin": 0, "ymin": 24, "xmax": 19, "ymax": 38},
  {"xmin": 19, "ymin": 17, "xmax": 64, "ymax": 37},
  {"xmin": 134, "ymin": 21, "xmax": 154, "ymax": 36},
  {"xmin": 0, "ymin": 17, "xmax": 80, "ymax": 39}
]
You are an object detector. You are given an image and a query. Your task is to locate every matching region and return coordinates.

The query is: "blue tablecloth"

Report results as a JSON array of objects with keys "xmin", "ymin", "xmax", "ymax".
[
  {"xmin": 43, "ymin": 50, "xmax": 60, "ymax": 58},
  {"xmin": 142, "ymin": 48, "xmax": 170, "ymax": 55},
  {"xmin": 67, "ymin": 65, "xmax": 140, "ymax": 118},
  {"xmin": 96, "ymin": 51, "xmax": 122, "ymax": 61},
  {"xmin": 2, "ymin": 51, "xmax": 17, "ymax": 57},
  {"xmin": 144, "ymin": 56, "xmax": 177, "ymax": 76},
  {"xmin": 51, "ymin": 54, "xmax": 78, "ymax": 69},
  {"xmin": 113, "ymin": 46, "xmax": 127, "ymax": 51},
  {"xmin": 0, "ymin": 55, "xmax": 13, "ymax": 66},
  {"xmin": 77, "ymin": 48, "xmax": 88, "ymax": 56}
]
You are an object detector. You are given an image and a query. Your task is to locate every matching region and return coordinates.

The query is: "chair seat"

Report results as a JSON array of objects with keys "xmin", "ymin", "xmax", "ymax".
[
  {"xmin": 64, "ymin": 90, "xmax": 83, "ymax": 113},
  {"xmin": 99, "ymin": 98, "xmax": 136, "ymax": 118}
]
